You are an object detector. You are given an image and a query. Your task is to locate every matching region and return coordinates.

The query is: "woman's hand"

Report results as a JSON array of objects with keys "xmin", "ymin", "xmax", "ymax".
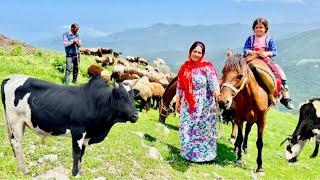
[
  {"xmin": 175, "ymin": 95, "xmax": 181, "ymax": 114},
  {"xmin": 175, "ymin": 101, "xmax": 181, "ymax": 114},
  {"xmin": 213, "ymin": 90, "xmax": 220, "ymax": 102}
]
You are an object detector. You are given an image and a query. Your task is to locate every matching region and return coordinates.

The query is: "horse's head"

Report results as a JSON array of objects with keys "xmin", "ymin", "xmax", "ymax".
[{"xmin": 218, "ymin": 54, "xmax": 248, "ymax": 110}]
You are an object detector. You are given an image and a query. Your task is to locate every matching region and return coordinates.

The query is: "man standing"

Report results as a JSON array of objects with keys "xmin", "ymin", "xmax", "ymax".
[{"xmin": 63, "ymin": 23, "xmax": 81, "ymax": 85}]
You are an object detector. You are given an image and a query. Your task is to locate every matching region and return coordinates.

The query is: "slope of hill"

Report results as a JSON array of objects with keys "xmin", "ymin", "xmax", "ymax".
[
  {"xmin": 0, "ymin": 36, "xmax": 319, "ymax": 179},
  {"xmin": 0, "ymin": 35, "xmax": 36, "ymax": 54}
]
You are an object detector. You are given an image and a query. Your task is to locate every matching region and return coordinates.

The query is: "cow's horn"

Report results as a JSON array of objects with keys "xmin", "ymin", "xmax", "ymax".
[
  {"xmin": 280, "ymin": 135, "xmax": 292, "ymax": 146},
  {"xmin": 114, "ymin": 82, "xmax": 119, "ymax": 88}
]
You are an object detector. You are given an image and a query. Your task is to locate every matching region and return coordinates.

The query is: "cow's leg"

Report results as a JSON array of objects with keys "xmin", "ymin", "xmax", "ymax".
[
  {"xmin": 256, "ymin": 121, "xmax": 265, "ymax": 173},
  {"xmin": 9, "ymin": 122, "xmax": 28, "ymax": 174},
  {"xmin": 71, "ymin": 131, "xmax": 86, "ymax": 177},
  {"xmin": 311, "ymin": 141, "xmax": 319, "ymax": 158},
  {"xmin": 235, "ymin": 122, "xmax": 244, "ymax": 166},
  {"xmin": 243, "ymin": 122, "xmax": 254, "ymax": 154}
]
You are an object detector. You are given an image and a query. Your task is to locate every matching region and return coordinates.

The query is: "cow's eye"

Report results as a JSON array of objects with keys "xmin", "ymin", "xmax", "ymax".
[
  {"xmin": 286, "ymin": 145, "xmax": 292, "ymax": 153},
  {"xmin": 121, "ymin": 97, "xmax": 127, "ymax": 102}
]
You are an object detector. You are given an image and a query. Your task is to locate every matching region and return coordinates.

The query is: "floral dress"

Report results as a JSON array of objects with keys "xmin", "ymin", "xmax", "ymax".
[{"xmin": 177, "ymin": 64, "xmax": 220, "ymax": 162}]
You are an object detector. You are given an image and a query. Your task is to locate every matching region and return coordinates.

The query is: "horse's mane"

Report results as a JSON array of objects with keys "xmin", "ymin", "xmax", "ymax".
[
  {"xmin": 222, "ymin": 54, "xmax": 247, "ymax": 73},
  {"xmin": 163, "ymin": 76, "xmax": 177, "ymax": 96}
]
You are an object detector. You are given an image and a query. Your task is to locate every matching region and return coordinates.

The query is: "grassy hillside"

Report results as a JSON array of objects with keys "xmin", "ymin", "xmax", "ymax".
[{"xmin": 0, "ymin": 46, "xmax": 319, "ymax": 179}]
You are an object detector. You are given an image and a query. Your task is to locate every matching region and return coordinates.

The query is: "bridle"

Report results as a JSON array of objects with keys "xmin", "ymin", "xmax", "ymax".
[{"xmin": 221, "ymin": 72, "xmax": 248, "ymax": 97}]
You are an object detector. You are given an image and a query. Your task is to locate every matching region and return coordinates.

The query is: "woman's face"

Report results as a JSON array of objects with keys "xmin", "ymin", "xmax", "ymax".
[
  {"xmin": 254, "ymin": 22, "xmax": 267, "ymax": 37},
  {"xmin": 190, "ymin": 45, "xmax": 203, "ymax": 62}
]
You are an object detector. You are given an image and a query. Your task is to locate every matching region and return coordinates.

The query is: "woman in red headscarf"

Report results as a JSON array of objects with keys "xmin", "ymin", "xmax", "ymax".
[{"xmin": 175, "ymin": 41, "xmax": 220, "ymax": 162}]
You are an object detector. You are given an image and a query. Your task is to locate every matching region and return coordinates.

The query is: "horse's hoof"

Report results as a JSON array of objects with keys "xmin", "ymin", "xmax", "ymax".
[
  {"xmin": 229, "ymin": 137, "xmax": 236, "ymax": 144},
  {"xmin": 236, "ymin": 160, "xmax": 243, "ymax": 167},
  {"xmin": 233, "ymin": 146, "xmax": 238, "ymax": 152},
  {"xmin": 22, "ymin": 169, "xmax": 30, "ymax": 175},
  {"xmin": 158, "ymin": 119, "xmax": 165, "ymax": 124},
  {"xmin": 243, "ymin": 148, "xmax": 248, "ymax": 154}
]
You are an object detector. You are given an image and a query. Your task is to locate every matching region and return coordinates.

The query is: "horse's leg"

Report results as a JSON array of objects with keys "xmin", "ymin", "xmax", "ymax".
[
  {"xmin": 236, "ymin": 122, "xmax": 244, "ymax": 166},
  {"xmin": 230, "ymin": 122, "xmax": 237, "ymax": 145},
  {"xmin": 311, "ymin": 141, "xmax": 319, "ymax": 158},
  {"xmin": 243, "ymin": 122, "xmax": 254, "ymax": 154},
  {"xmin": 256, "ymin": 120, "xmax": 265, "ymax": 173}
]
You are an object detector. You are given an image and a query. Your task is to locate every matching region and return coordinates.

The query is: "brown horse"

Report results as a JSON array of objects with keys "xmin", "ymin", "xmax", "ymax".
[
  {"xmin": 158, "ymin": 76, "xmax": 177, "ymax": 124},
  {"xmin": 218, "ymin": 54, "xmax": 270, "ymax": 173}
]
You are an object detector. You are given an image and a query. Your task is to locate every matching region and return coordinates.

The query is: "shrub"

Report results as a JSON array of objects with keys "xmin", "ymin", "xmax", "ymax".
[
  {"xmin": 52, "ymin": 58, "xmax": 65, "ymax": 73},
  {"xmin": 33, "ymin": 50, "xmax": 43, "ymax": 58},
  {"xmin": 9, "ymin": 44, "xmax": 24, "ymax": 56}
]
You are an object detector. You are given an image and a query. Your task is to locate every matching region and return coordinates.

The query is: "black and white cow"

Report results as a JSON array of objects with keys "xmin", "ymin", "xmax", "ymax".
[
  {"xmin": 1, "ymin": 75, "xmax": 139, "ymax": 176},
  {"xmin": 284, "ymin": 98, "xmax": 320, "ymax": 162}
]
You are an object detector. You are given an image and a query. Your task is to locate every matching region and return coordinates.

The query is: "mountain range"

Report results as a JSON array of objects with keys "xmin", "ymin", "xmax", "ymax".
[{"xmin": 24, "ymin": 23, "xmax": 320, "ymax": 108}]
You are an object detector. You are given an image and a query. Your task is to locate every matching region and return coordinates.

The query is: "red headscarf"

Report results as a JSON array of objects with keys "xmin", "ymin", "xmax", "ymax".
[{"xmin": 177, "ymin": 41, "xmax": 215, "ymax": 113}]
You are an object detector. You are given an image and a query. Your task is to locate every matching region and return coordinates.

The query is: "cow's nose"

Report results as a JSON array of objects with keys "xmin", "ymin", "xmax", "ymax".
[{"xmin": 131, "ymin": 112, "xmax": 139, "ymax": 121}]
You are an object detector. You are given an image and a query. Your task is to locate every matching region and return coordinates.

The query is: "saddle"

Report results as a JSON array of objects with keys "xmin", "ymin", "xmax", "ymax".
[{"xmin": 246, "ymin": 57, "xmax": 281, "ymax": 106}]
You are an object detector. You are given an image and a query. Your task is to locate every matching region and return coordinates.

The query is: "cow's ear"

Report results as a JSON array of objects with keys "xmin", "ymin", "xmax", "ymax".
[{"xmin": 133, "ymin": 89, "xmax": 140, "ymax": 98}]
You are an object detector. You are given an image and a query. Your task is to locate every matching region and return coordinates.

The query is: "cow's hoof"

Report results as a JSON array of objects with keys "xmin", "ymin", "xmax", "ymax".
[
  {"xmin": 256, "ymin": 167, "xmax": 264, "ymax": 172},
  {"xmin": 75, "ymin": 174, "xmax": 82, "ymax": 178},
  {"xmin": 310, "ymin": 153, "xmax": 318, "ymax": 158},
  {"xmin": 256, "ymin": 167, "xmax": 265, "ymax": 176},
  {"xmin": 236, "ymin": 160, "xmax": 243, "ymax": 167},
  {"xmin": 288, "ymin": 157, "xmax": 297, "ymax": 163},
  {"xmin": 72, "ymin": 169, "xmax": 79, "ymax": 177}
]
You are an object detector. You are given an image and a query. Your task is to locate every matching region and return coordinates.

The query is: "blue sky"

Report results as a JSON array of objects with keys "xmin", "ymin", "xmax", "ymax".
[{"xmin": 0, "ymin": 0, "xmax": 319, "ymax": 41}]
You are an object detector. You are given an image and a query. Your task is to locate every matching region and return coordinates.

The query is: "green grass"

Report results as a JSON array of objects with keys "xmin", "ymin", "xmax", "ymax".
[{"xmin": 0, "ymin": 47, "xmax": 319, "ymax": 179}]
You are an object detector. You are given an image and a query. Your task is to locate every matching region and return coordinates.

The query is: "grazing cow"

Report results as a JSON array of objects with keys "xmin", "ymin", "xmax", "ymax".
[
  {"xmin": 283, "ymin": 98, "xmax": 320, "ymax": 162},
  {"xmin": 1, "ymin": 75, "xmax": 139, "ymax": 176}
]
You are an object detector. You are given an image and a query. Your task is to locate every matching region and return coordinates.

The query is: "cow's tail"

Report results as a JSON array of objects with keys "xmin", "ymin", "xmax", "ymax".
[
  {"xmin": 1, "ymin": 78, "xmax": 15, "ymax": 150},
  {"xmin": 1, "ymin": 78, "xmax": 9, "ymax": 114}
]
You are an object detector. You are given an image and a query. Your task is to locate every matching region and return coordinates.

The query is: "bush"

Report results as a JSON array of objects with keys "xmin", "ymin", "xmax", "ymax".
[
  {"xmin": 33, "ymin": 50, "xmax": 43, "ymax": 58},
  {"xmin": 0, "ymin": 47, "xmax": 7, "ymax": 56},
  {"xmin": 9, "ymin": 44, "xmax": 24, "ymax": 56},
  {"xmin": 52, "ymin": 58, "xmax": 65, "ymax": 73}
]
